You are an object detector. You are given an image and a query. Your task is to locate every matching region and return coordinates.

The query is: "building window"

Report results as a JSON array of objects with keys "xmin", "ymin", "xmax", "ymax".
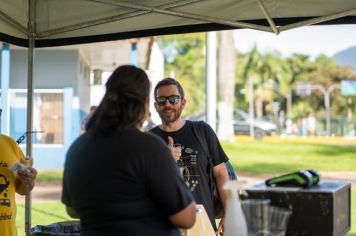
[{"xmin": 9, "ymin": 89, "xmax": 64, "ymax": 145}]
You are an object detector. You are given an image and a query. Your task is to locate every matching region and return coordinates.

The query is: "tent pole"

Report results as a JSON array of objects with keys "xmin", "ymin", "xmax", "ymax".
[
  {"xmin": 0, "ymin": 9, "xmax": 27, "ymax": 35},
  {"xmin": 87, "ymin": 0, "xmax": 273, "ymax": 32},
  {"xmin": 25, "ymin": 0, "xmax": 35, "ymax": 235},
  {"xmin": 256, "ymin": 0, "xmax": 279, "ymax": 35},
  {"xmin": 280, "ymin": 8, "xmax": 356, "ymax": 32},
  {"xmin": 37, "ymin": 0, "xmax": 200, "ymax": 38}
]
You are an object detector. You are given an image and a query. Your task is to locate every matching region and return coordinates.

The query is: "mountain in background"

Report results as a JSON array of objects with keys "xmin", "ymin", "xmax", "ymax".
[{"xmin": 333, "ymin": 46, "xmax": 356, "ymax": 69}]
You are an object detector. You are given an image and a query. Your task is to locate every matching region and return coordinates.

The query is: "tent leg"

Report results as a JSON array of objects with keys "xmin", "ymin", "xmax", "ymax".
[
  {"xmin": 25, "ymin": 36, "xmax": 34, "ymax": 236},
  {"xmin": 25, "ymin": 41, "xmax": 34, "ymax": 235},
  {"xmin": 25, "ymin": 1, "xmax": 35, "ymax": 235}
]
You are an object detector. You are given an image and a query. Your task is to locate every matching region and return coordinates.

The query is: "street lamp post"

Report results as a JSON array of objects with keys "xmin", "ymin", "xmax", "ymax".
[
  {"xmin": 266, "ymin": 80, "xmax": 292, "ymax": 115},
  {"xmin": 265, "ymin": 80, "xmax": 289, "ymax": 133},
  {"xmin": 325, "ymin": 84, "xmax": 341, "ymax": 136},
  {"xmin": 296, "ymin": 83, "xmax": 340, "ymax": 137},
  {"xmin": 249, "ymin": 77, "xmax": 255, "ymax": 139}
]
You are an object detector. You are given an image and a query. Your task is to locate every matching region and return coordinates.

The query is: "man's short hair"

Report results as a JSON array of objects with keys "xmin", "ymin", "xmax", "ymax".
[{"xmin": 154, "ymin": 77, "xmax": 185, "ymax": 99}]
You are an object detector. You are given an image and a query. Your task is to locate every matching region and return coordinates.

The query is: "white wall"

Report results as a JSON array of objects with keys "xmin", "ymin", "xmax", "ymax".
[
  {"xmin": 147, "ymin": 42, "xmax": 164, "ymax": 125},
  {"xmin": 89, "ymin": 41, "xmax": 164, "ymax": 126}
]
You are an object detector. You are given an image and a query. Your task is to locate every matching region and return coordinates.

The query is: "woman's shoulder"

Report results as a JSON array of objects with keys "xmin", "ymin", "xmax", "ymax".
[{"xmin": 138, "ymin": 129, "xmax": 166, "ymax": 146}]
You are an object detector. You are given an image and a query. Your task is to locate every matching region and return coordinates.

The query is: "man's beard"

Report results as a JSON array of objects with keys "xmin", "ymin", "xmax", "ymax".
[{"xmin": 159, "ymin": 106, "xmax": 183, "ymax": 125}]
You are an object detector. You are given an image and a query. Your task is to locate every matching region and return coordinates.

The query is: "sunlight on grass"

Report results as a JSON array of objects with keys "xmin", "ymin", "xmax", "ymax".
[
  {"xmin": 14, "ymin": 139, "xmax": 355, "ymax": 235},
  {"xmin": 348, "ymin": 190, "xmax": 356, "ymax": 236},
  {"xmin": 223, "ymin": 139, "xmax": 356, "ymax": 174},
  {"xmin": 16, "ymin": 201, "xmax": 74, "ymax": 236},
  {"xmin": 36, "ymin": 170, "xmax": 63, "ymax": 183},
  {"xmin": 15, "ymin": 191, "xmax": 355, "ymax": 235},
  {"xmin": 350, "ymin": 190, "xmax": 356, "ymax": 236}
]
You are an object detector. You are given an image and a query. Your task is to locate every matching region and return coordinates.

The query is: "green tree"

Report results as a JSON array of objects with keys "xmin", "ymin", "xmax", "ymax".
[
  {"xmin": 235, "ymin": 50, "xmax": 254, "ymax": 111},
  {"xmin": 156, "ymin": 33, "xmax": 206, "ymax": 116},
  {"xmin": 236, "ymin": 48, "xmax": 284, "ymax": 118},
  {"xmin": 284, "ymin": 54, "xmax": 317, "ymax": 118},
  {"xmin": 311, "ymin": 55, "xmax": 356, "ymax": 116},
  {"xmin": 252, "ymin": 51, "xmax": 286, "ymax": 118}
]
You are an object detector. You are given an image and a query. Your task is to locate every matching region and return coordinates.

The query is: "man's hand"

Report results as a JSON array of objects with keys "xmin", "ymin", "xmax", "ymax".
[
  {"xmin": 18, "ymin": 167, "xmax": 37, "ymax": 184},
  {"xmin": 15, "ymin": 167, "xmax": 37, "ymax": 195},
  {"xmin": 167, "ymin": 136, "xmax": 181, "ymax": 162}
]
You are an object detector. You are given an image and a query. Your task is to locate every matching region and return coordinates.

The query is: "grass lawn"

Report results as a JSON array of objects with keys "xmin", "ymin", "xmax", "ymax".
[
  {"xmin": 16, "ymin": 190, "xmax": 355, "ymax": 236},
  {"xmin": 223, "ymin": 138, "xmax": 356, "ymax": 235},
  {"xmin": 223, "ymin": 139, "xmax": 356, "ymax": 174},
  {"xmin": 352, "ymin": 190, "xmax": 356, "ymax": 236},
  {"xmin": 35, "ymin": 139, "xmax": 356, "ymax": 183},
  {"xmin": 36, "ymin": 170, "xmax": 63, "ymax": 184},
  {"xmin": 16, "ymin": 201, "xmax": 74, "ymax": 236},
  {"xmin": 15, "ymin": 138, "xmax": 355, "ymax": 235}
]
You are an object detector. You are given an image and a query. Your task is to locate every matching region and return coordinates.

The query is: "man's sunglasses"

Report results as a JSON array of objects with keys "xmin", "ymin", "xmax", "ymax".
[{"xmin": 155, "ymin": 95, "xmax": 180, "ymax": 106}]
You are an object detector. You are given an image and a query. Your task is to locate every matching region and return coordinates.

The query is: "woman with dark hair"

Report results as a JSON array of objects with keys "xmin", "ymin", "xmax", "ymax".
[{"xmin": 61, "ymin": 65, "xmax": 196, "ymax": 236}]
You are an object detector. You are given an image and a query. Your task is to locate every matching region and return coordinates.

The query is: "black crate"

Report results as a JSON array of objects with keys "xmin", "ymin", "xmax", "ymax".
[{"xmin": 245, "ymin": 181, "xmax": 351, "ymax": 236}]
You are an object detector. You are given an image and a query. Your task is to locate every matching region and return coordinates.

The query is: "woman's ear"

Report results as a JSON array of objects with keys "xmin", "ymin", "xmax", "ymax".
[{"xmin": 139, "ymin": 96, "xmax": 150, "ymax": 130}]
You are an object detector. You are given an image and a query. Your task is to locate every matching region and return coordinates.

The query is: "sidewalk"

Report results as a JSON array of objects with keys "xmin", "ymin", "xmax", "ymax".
[
  {"xmin": 16, "ymin": 183, "xmax": 62, "ymax": 203},
  {"xmin": 16, "ymin": 171, "xmax": 355, "ymax": 203}
]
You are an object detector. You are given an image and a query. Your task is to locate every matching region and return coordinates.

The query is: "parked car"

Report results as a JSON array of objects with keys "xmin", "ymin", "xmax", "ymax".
[
  {"xmin": 233, "ymin": 109, "xmax": 277, "ymax": 139},
  {"xmin": 187, "ymin": 109, "xmax": 277, "ymax": 139}
]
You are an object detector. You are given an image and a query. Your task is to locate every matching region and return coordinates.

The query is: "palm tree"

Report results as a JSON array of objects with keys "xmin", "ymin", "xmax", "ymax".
[
  {"xmin": 242, "ymin": 49, "xmax": 279, "ymax": 118},
  {"xmin": 284, "ymin": 54, "xmax": 316, "ymax": 117},
  {"xmin": 156, "ymin": 33, "xmax": 206, "ymax": 116}
]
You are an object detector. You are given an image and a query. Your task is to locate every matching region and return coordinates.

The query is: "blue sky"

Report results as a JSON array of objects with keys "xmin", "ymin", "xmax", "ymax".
[{"xmin": 233, "ymin": 25, "xmax": 356, "ymax": 57}]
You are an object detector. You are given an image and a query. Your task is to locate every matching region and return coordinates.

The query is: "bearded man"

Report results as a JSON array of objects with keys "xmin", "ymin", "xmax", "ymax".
[{"xmin": 150, "ymin": 78, "xmax": 229, "ymax": 233}]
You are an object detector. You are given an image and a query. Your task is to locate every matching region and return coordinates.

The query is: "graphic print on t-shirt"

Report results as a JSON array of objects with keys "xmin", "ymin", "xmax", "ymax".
[
  {"xmin": 176, "ymin": 144, "xmax": 199, "ymax": 191},
  {"xmin": 0, "ymin": 173, "xmax": 11, "ymax": 207}
]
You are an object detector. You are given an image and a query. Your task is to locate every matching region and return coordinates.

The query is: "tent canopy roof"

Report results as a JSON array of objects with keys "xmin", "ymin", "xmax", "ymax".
[{"xmin": 1, "ymin": 0, "xmax": 356, "ymax": 47}]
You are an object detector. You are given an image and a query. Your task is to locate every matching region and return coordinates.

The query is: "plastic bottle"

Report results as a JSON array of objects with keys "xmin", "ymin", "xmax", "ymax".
[{"xmin": 223, "ymin": 180, "xmax": 248, "ymax": 236}]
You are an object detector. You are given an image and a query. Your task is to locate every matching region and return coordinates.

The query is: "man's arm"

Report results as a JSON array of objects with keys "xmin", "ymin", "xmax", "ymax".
[
  {"xmin": 213, "ymin": 162, "xmax": 229, "ymax": 213},
  {"xmin": 15, "ymin": 167, "xmax": 37, "ymax": 195}
]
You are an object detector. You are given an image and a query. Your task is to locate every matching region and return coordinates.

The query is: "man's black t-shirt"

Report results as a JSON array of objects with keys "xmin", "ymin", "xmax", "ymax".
[
  {"xmin": 150, "ymin": 120, "xmax": 228, "ymax": 229},
  {"xmin": 62, "ymin": 128, "xmax": 194, "ymax": 236}
]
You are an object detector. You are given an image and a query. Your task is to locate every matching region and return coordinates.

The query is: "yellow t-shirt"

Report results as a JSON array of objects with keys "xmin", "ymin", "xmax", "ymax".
[{"xmin": 0, "ymin": 134, "xmax": 26, "ymax": 236}]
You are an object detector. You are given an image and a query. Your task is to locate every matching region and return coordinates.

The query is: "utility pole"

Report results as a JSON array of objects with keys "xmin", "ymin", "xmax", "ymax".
[
  {"xmin": 206, "ymin": 32, "xmax": 217, "ymax": 132},
  {"xmin": 296, "ymin": 83, "xmax": 340, "ymax": 137},
  {"xmin": 325, "ymin": 84, "xmax": 341, "ymax": 136},
  {"xmin": 266, "ymin": 80, "xmax": 288, "ymax": 132},
  {"xmin": 249, "ymin": 77, "xmax": 255, "ymax": 139}
]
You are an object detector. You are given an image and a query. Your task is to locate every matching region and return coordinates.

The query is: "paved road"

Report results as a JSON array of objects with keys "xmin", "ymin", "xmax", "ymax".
[
  {"xmin": 16, "ymin": 183, "xmax": 62, "ymax": 203},
  {"xmin": 16, "ymin": 171, "xmax": 355, "ymax": 203}
]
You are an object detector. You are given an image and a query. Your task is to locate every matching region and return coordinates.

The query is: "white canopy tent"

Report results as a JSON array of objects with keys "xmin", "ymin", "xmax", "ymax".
[
  {"xmin": 1, "ymin": 0, "xmax": 356, "ymax": 235},
  {"xmin": 1, "ymin": 0, "xmax": 356, "ymax": 46}
]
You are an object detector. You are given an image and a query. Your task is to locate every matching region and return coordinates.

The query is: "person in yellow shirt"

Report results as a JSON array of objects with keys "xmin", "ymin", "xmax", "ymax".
[{"xmin": 0, "ymin": 108, "xmax": 37, "ymax": 236}]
